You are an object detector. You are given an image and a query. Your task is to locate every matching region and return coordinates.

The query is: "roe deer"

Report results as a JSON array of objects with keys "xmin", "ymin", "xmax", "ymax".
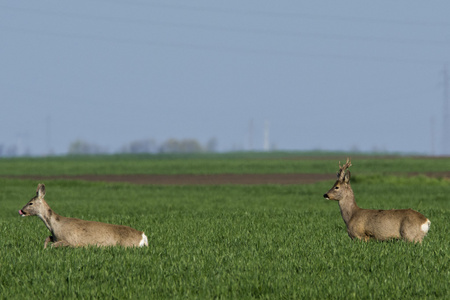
[
  {"xmin": 323, "ymin": 158, "xmax": 430, "ymax": 243},
  {"xmin": 19, "ymin": 184, "xmax": 148, "ymax": 248}
]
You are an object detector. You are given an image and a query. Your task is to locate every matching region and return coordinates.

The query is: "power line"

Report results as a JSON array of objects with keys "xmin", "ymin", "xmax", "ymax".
[
  {"xmin": 87, "ymin": 0, "xmax": 450, "ymax": 28},
  {"xmin": 1, "ymin": 24, "xmax": 446, "ymax": 66},
  {"xmin": 1, "ymin": 5, "xmax": 450, "ymax": 47}
]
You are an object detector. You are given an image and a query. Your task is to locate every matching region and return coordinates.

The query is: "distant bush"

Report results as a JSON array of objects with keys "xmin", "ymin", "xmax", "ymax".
[{"xmin": 68, "ymin": 139, "xmax": 108, "ymax": 155}]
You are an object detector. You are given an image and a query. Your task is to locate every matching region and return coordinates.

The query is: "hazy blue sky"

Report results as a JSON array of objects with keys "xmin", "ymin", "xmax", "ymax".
[{"xmin": 2, "ymin": 1, "xmax": 450, "ymax": 155}]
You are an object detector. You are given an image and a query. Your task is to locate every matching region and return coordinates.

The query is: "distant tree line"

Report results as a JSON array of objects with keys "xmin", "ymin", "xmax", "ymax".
[
  {"xmin": 67, "ymin": 140, "xmax": 108, "ymax": 155},
  {"xmin": 67, "ymin": 138, "xmax": 218, "ymax": 155}
]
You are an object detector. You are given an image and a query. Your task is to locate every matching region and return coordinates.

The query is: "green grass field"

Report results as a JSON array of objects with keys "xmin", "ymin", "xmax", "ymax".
[
  {"xmin": 0, "ymin": 154, "xmax": 449, "ymax": 299},
  {"xmin": 0, "ymin": 153, "xmax": 449, "ymax": 175}
]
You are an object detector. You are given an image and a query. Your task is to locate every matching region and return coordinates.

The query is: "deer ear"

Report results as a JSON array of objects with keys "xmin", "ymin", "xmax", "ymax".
[
  {"xmin": 344, "ymin": 171, "xmax": 351, "ymax": 183},
  {"xmin": 36, "ymin": 184, "xmax": 46, "ymax": 199}
]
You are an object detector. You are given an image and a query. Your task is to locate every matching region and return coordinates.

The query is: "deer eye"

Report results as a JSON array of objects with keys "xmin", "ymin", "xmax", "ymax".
[
  {"xmin": 334, "ymin": 186, "xmax": 339, "ymax": 190},
  {"xmin": 29, "ymin": 202, "xmax": 33, "ymax": 206}
]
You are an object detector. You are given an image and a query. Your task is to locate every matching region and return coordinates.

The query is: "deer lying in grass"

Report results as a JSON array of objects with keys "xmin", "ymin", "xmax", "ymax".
[
  {"xmin": 323, "ymin": 158, "xmax": 430, "ymax": 243},
  {"xmin": 19, "ymin": 184, "xmax": 148, "ymax": 248}
]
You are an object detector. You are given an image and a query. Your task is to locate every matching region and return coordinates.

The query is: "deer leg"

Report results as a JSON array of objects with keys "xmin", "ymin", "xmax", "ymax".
[
  {"xmin": 401, "ymin": 226, "xmax": 422, "ymax": 244},
  {"xmin": 44, "ymin": 236, "xmax": 54, "ymax": 249},
  {"xmin": 348, "ymin": 229, "xmax": 367, "ymax": 242},
  {"xmin": 353, "ymin": 235, "xmax": 370, "ymax": 242},
  {"xmin": 51, "ymin": 240, "xmax": 71, "ymax": 248},
  {"xmin": 410, "ymin": 233, "xmax": 425, "ymax": 244}
]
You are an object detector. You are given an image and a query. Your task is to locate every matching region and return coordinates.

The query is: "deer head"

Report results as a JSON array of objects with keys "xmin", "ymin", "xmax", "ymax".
[
  {"xmin": 323, "ymin": 158, "xmax": 352, "ymax": 201},
  {"xmin": 19, "ymin": 184, "xmax": 47, "ymax": 217}
]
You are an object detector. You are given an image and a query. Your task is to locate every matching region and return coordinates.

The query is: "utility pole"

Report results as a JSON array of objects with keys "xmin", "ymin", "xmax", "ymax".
[
  {"xmin": 46, "ymin": 116, "xmax": 52, "ymax": 156},
  {"xmin": 443, "ymin": 64, "xmax": 450, "ymax": 155},
  {"xmin": 248, "ymin": 119, "xmax": 254, "ymax": 151},
  {"xmin": 430, "ymin": 116, "xmax": 436, "ymax": 156},
  {"xmin": 263, "ymin": 120, "xmax": 270, "ymax": 151}
]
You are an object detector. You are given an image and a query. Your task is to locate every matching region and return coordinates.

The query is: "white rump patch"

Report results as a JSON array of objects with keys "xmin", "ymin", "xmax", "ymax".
[
  {"xmin": 139, "ymin": 233, "xmax": 148, "ymax": 247},
  {"xmin": 421, "ymin": 219, "xmax": 431, "ymax": 233}
]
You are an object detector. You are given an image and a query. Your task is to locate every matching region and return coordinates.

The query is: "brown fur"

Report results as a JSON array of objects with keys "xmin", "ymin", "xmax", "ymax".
[
  {"xmin": 19, "ymin": 184, "xmax": 148, "ymax": 248},
  {"xmin": 323, "ymin": 159, "xmax": 430, "ymax": 243}
]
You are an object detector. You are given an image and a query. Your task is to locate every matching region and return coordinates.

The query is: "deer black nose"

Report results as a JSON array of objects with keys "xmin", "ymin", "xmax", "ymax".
[{"xmin": 323, "ymin": 194, "xmax": 328, "ymax": 198}]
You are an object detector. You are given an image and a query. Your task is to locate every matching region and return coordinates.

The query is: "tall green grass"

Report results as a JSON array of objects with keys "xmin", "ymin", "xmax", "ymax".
[{"xmin": 1, "ymin": 174, "xmax": 449, "ymax": 299}]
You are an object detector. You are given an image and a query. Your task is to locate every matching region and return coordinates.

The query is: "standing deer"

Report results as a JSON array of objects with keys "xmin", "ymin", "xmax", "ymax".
[
  {"xmin": 19, "ymin": 183, "xmax": 148, "ymax": 248},
  {"xmin": 323, "ymin": 158, "xmax": 431, "ymax": 243}
]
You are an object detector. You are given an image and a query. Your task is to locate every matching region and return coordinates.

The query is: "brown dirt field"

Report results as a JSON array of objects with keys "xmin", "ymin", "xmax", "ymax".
[{"xmin": 7, "ymin": 172, "xmax": 450, "ymax": 185}]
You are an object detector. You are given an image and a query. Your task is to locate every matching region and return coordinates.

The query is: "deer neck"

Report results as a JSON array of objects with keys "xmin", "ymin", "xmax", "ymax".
[
  {"xmin": 337, "ymin": 187, "xmax": 359, "ymax": 226},
  {"xmin": 37, "ymin": 201, "xmax": 62, "ymax": 235}
]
